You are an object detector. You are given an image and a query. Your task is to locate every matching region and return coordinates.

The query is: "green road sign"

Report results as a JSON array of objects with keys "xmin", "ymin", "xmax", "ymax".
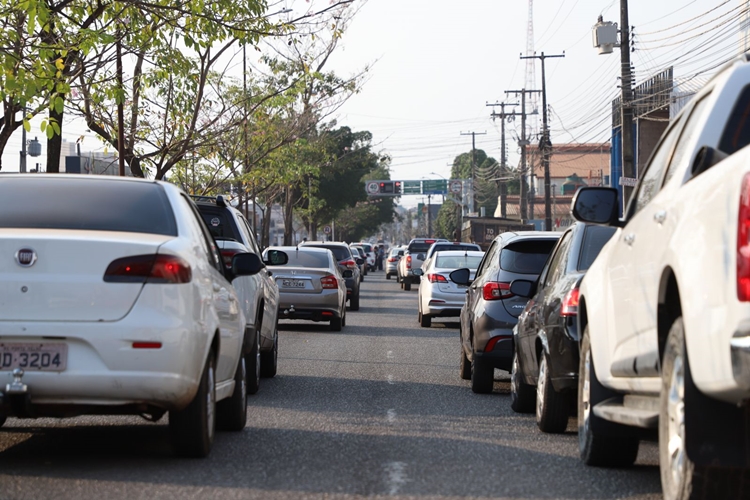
[
  {"xmin": 422, "ymin": 179, "xmax": 447, "ymax": 194},
  {"xmin": 403, "ymin": 180, "xmax": 421, "ymax": 194}
]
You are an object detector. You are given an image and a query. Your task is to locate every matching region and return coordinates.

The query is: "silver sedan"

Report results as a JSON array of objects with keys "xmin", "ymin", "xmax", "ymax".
[{"xmin": 414, "ymin": 250, "xmax": 484, "ymax": 327}]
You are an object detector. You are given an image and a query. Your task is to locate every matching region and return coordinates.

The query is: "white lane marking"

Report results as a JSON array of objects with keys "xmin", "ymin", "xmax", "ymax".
[
  {"xmin": 387, "ymin": 374, "xmax": 394, "ymax": 385},
  {"xmin": 386, "ymin": 350, "xmax": 394, "ymax": 359},
  {"xmin": 386, "ymin": 409, "xmax": 396, "ymax": 422},
  {"xmin": 384, "ymin": 461, "xmax": 408, "ymax": 495}
]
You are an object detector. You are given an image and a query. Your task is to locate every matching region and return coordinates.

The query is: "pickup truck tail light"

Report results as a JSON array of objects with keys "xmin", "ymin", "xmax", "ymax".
[
  {"xmin": 406, "ymin": 255, "xmax": 412, "ymax": 269},
  {"xmin": 427, "ymin": 273, "xmax": 448, "ymax": 283},
  {"xmin": 321, "ymin": 275, "xmax": 338, "ymax": 289},
  {"xmin": 738, "ymin": 172, "xmax": 750, "ymax": 301},
  {"xmin": 561, "ymin": 287, "xmax": 580, "ymax": 316},
  {"xmin": 483, "ymin": 282, "xmax": 513, "ymax": 301},
  {"xmin": 104, "ymin": 254, "xmax": 192, "ymax": 284}
]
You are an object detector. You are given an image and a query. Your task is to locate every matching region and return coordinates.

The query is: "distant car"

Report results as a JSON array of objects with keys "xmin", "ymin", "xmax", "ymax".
[
  {"xmin": 193, "ymin": 195, "xmax": 282, "ymax": 391},
  {"xmin": 421, "ymin": 241, "xmax": 482, "ymax": 269},
  {"xmin": 449, "ymin": 231, "xmax": 561, "ymax": 394},
  {"xmin": 300, "ymin": 241, "xmax": 361, "ymax": 310},
  {"xmin": 397, "ymin": 238, "xmax": 448, "ymax": 291},
  {"xmin": 510, "ymin": 223, "xmax": 616, "ymax": 433},
  {"xmin": 0, "ymin": 175, "xmax": 263, "ymax": 457},
  {"xmin": 349, "ymin": 245, "xmax": 367, "ymax": 279},
  {"xmin": 414, "ymin": 250, "xmax": 484, "ymax": 327},
  {"xmin": 264, "ymin": 246, "xmax": 349, "ymax": 331},
  {"xmin": 385, "ymin": 246, "xmax": 405, "ymax": 279},
  {"xmin": 357, "ymin": 242, "xmax": 376, "ymax": 271}
]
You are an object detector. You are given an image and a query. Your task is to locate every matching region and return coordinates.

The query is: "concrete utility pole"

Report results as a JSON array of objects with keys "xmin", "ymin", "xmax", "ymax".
[
  {"xmin": 487, "ymin": 101, "xmax": 518, "ymax": 218},
  {"xmin": 620, "ymin": 0, "xmax": 635, "ymax": 208},
  {"xmin": 505, "ymin": 89, "xmax": 540, "ymax": 222},
  {"xmin": 521, "ymin": 52, "xmax": 565, "ymax": 231},
  {"xmin": 460, "ymin": 131, "xmax": 486, "ymax": 216}
]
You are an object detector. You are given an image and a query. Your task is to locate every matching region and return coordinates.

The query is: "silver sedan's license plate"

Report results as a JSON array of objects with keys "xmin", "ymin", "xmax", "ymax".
[
  {"xmin": 281, "ymin": 279, "xmax": 306, "ymax": 288},
  {"xmin": 0, "ymin": 343, "xmax": 68, "ymax": 371}
]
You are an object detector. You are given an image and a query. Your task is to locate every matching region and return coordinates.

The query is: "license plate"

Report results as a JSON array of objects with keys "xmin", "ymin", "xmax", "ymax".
[
  {"xmin": 0, "ymin": 343, "xmax": 68, "ymax": 371},
  {"xmin": 281, "ymin": 279, "xmax": 306, "ymax": 288}
]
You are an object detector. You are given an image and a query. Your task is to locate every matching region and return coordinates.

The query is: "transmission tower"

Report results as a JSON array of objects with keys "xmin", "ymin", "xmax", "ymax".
[{"xmin": 525, "ymin": 0, "xmax": 539, "ymax": 138}]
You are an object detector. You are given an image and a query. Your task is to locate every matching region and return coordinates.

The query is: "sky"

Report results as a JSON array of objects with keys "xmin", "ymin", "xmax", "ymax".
[{"xmin": 3, "ymin": 0, "xmax": 746, "ymax": 210}]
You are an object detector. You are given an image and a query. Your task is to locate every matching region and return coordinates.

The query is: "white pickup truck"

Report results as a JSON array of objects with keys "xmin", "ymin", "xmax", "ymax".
[{"xmin": 571, "ymin": 56, "xmax": 750, "ymax": 499}]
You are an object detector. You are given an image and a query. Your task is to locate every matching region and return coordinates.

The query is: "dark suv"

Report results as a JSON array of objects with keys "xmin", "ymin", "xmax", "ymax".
[
  {"xmin": 449, "ymin": 231, "xmax": 561, "ymax": 394},
  {"xmin": 300, "ymin": 241, "xmax": 361, "ymax": 310}
]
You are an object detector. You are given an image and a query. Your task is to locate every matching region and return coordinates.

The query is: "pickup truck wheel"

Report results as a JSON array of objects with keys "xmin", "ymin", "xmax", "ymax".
[
  {"xmin": 459, "ymin": 344, "xmax": 471, "ymax": 380},
  {"xmin": 245, "ymin": 328, "xmax": 261, "ymax": 395},
  {"xmin": 403, "ymin": 280, "xmax": 411, "ymax": 291},
  {"xmin": 260, "ymin": 328, "xmax": 278, "ymax": 378},
  {"xmin": 510, "ymin": 350, "xmax": 535, "ymax": 413},
  {"xmin": 536, "ymin": 353, "xmax": 569, "ymax": 433},
  {"xmin": 169, "ymin": 353, "xmax": 216, "ymax": 458},
  {"xmin": 578, "ymin": 327, "xmax": 639, "ymax": 467},
  {"xmin": 217, "ymin": 356, "xmax": 247, "ymax": 432},
  {"xmin": 470, "ymin": 353, "xmax": 494, "ymax": 394}
]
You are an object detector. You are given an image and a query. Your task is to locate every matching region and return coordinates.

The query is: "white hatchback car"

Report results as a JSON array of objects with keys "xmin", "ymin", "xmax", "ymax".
[{"xmin": 0, "ymin": 175, "xmax": 270, "ymax": 457}]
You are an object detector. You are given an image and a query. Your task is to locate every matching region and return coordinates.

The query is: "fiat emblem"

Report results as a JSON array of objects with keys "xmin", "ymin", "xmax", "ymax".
[{"xmin": 15, "ymin": 248, "xmax": 37, "ymax": 267}]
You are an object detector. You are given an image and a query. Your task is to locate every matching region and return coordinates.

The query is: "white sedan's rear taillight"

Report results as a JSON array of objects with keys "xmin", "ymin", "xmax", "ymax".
[
  {"xmin": 739, "ymin": 173, "xmax": 750, "ymax": 301},
  {"xmin": 104, "ymin": 254, "xmax": 192, "ymax": 284}
]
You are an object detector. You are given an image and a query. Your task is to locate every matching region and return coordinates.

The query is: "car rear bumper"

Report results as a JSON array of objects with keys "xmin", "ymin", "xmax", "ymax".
[
  {"xmin": 424, "ymin": 296, "xmax": 465, "ymax": 317},
  {"xmin": 731, "ymin": 331, "xmax": 750, "ymax": 392},
  {"xmin": 474, "ymin": 337, "xmax": 513, "ymax": 372}
]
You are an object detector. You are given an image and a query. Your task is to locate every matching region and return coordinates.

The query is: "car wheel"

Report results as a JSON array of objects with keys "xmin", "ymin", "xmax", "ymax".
[
  {"xmin": 470, "ymin": 348, "xmax": 494, "ymax": 394},
  {"xmin": 260, "ymin": 327, "xmax": 278, "ymax": 378},
  {"xmin": 331, "ymin": 311, "xmax": 343, "ymax": 331},
  {"xmin": 578, "ymin": 326, "xmax": 639, "ymax": 467},
  {"xmin": 403, "ymin": 280, "xmax": 411, "ymax": 291},
  {"xmin": 459, "ymin": 344, "xmax": 471, "ymax": 380},
  {"xmin": 245, "ymin": 327, "xmax": 261, "ymax": 395},
  {"xmin": 386, "ymin": 273, "xmax": 390, "ymax": 280},
  {"xmin": 217, "ymin": 356, "xmax": 247, "ymax": 432},
  {"xmin": 420, "ymin": 311, "xmax": 431, "ymax": 328},
  {"xmin": 350, "ymin": 291, "xmax": 360, "ymax": 311},
  {"xmin": 536, "ymin": 353, "xmax": 569, "ymax": 433},
  {"xmin": 169, "ymin": 352, "xmax": 216, "ymax": 458},
  {"xmin": 342, "ymin": 305, "xmax": 346, "ymax": 327},
  {"xmin": 510, "ymin": 349, "xmax": 535, "ymax": 413},
  {"xmin": 0, "ymin": 415, "xmax": 6, "ymax": 428}
]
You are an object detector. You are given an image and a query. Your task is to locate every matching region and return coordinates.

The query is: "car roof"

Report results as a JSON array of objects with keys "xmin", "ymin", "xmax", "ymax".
[
  {"xmin": 301, "ymin": 241, "xmax": 348, "ymax": 247},
  {"xmin": 434, "ymin": 250, "xmax": 485, "ymax": 257},
  {"xmin": 267, "ymin": 245, "xmax": 331, "ymax": 254}
]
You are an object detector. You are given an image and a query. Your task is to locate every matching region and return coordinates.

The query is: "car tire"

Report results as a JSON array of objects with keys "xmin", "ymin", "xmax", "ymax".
[
  {"xmin": 403, "ymin": 281, "xmax": 411, "ymax": 291},
  {"xmin": 420, "ymin": 311, "xmax": 431, "ymax": 328},
  {"xmin": 0, "ymin": 415, "xmax": 6, "ymax": 428},
  {"xmin": 217, "ymin": 356, "xmax": 247, "ymax": 432},
  {"xmin": 350, "ymin": 292, "xmax": 360, "ymax": 311},
  {"xmin": 342, "ymin": 306, "xmax": 346, "ymax": 327},
  {"xmin": 245, "ymin": 327, "xmax": 261, "ymax": 395},
  {"xmin": 331, "ymin": 310, "xmax": 343, "ymax": 331},
  {"xmin": 578, "ymin": 326, "xmax": 640, "ymax": 467},
  {"xmin": 536, "ymin": 353, "xmax": 569, "ymax": 433},
  {"xmin": 386, "ymin": 273, "xmax": 390, "ymax": 280},
  {"xmin": 169, "ymin": 352, "xmax": 216, "ymax": 458},
  {"xmin": 260, "ymin": 327, "xmax": 278, "ymax": 378},
  {"xmin": 460, "ymin": 344, "xmax": 471, "ymax": 380},
  {"xmin": 470, "ymin": 354, "xmax": 494, "ymax": 394},
  {"xmin": 510, "ymin": 349, "xmax": 535, "ymax": 413}
]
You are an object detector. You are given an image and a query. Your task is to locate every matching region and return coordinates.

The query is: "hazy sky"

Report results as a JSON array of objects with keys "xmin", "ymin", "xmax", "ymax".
[{"xmin": 4, "ymin": 0, "xmax": 744, "ymax": 211}]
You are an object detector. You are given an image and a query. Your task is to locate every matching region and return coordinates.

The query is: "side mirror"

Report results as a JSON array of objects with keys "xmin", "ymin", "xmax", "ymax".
[
  {"xmin": 356, "ymin": 258, "xmax": 364, "ymax": 265},
  {"xmin": 416, "ymin": 253, "xmax": 425, "ymax": 260},
  {"xmin": 413, "ymin": 268, "xmax": 424, "ymax": 277},
  {"xmin": 232, "ymin": 253, "xmax": 264, "ymax": 277},
  {"xmin": 343, "ymin": 270, "xmax": 353, "ymax": 278},
  {"xmin": 510, "ymin": 279, "xmax": 537, "ymax": 298},
  {"xmin": 449, "ymin": 268, "xmax": 471, "ymax": 286},
  {"xmin": 691, "ymin": 146, "xmax": 728, "ymax": 178},
  {"xmin": 571, "ymin": 187, "xmax": 620, "ymax": 226},
  {"xmin": 264, "ymin": 250, "xmax": 288, "ymax": 266}
]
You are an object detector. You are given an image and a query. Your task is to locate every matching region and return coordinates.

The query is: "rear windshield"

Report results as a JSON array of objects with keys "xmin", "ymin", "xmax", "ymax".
[
  {"xmin": 0, "ymin": 178, "xmax": 177, "ymax": 235},
  {"xmin": 389, "ymin": 248, "xmax": 404, "ymax": 256},
  {"xmin": 351, "ymin": 247, "xmax": 365, "ymax": 257},
  {"xmin": 197, "ymin": 206, "xmax": 238, "ymax": 240},
  {"xmin": 282, "ymin": 250, "xmax": 331, "ymax": 268},
  {"xmin": 408, "ymin": 243, "xmax": 432, "ymax": 253},
  {"xmin": 360, "ymin": 243, "xmax": 373, "ymax": 253},
  {"xmin": 436, "ymin": 254, "xmax": 483, "ymax": 270},
  {"xmin": 578, "ymin": 226, "xmax": 617, "ymax": 271},
  {"xmin": 433, "ymin": 244, "xmax": 479, "ymax": 254},
  {"xmin": 305, "ymin": 245, "xmax": 351, "ymax": 261},
  {"xmin": 500, "ymin": 239, "xmax": 558, "ymax": 274}
]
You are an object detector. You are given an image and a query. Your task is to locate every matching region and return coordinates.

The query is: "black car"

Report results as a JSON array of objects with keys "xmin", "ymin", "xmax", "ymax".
[
  {"xmin": 300, "ymin": 241, "xmax": 362, "ymax": 310},
  {"xmin": 509, "ymin": 222, "xmax": 616, "ymax": 433},
  {"xmin": 450, "ymin": 231, "xmax": 561, "ymax": 394}
]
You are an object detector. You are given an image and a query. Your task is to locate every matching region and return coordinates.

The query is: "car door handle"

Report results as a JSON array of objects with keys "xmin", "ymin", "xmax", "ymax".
[
  {"xmin": 623, "ymin": 233, "xmax": 635, "ymax": 246},
  {"xmin": 653, "ymin": 210, "xmax": 667, "ymax": 224}
]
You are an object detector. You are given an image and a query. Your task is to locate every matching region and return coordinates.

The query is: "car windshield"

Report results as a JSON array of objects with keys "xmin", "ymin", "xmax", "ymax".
[
  {"xmin": 360, "ymin": 243, "xmax": 373, "ymax": 252},
  {"xmin": 198, "ymin": 208, "xmax": 235, "ymax": 240},
  {"xmin": 305, "ymin": 245, "xmax": 351, "ymax": 261},
  {"xmin": 0, "ymin": 178, "xmax": 177, "ymax": 236},
  {"xmin": 500, "ymin": 239, "xmax": 558, "ymax": 274},
  {"xmin": 578, "ymin": 226, "xmax": 617, "ymax": 271},
  {"xmin": 432, "ymin": 244, "xmax": 479, "ymax": 254},
  {"xmin": 390, "ymin": 249, "xmax": 404, "ymax": 256},
  {"xmin": 280, "ymin": 249, "xmax": 331, "ymax": 268},
  {"xmin": 436, "ymin": 254, "xmax": 483, "ymax": 270},
  {"xmin": 408, "ymin": 243, "xmax": 431, "ymax": 253}
]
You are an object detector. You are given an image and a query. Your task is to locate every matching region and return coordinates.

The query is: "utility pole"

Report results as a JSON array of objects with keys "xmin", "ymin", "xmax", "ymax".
[
  {"xmin": 460, "ymin": 131, "xmax": 486, "ymax": 216},
  {"xmin": 521, "ymin": 52, "xmax": 565, "ymax": 231},
  {"xmin": 427, "ymin": 194, "xmax": 432, "ymax": 238},
  {"xmin": 620, "ymin": 1, "xmax": 635, "ymax": 208},
  {"xmin": 505, "ymin": 89, "xmax": 540, "ymax": 222},
  {"xmin": 487, "ymin": 101, "xmax": 518, "ymax": 219}
]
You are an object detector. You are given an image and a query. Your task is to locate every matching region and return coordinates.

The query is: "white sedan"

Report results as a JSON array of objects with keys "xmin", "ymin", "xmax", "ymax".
[
  {"xmin": 414, "ymin": 250, "xmax": 484, "ymax": 327},
  {"xmin": 0, "ymin": 175, "xmax": 270, "ymax": 457}
]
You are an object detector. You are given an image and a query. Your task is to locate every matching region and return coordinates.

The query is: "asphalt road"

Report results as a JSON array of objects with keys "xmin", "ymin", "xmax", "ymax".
[{"xmin": 0, "ymin": 272, "xmax": 662, "ymax": 500}]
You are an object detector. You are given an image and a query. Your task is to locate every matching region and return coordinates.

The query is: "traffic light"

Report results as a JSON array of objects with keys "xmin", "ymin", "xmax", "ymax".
[
  {"xmin": 378, "ymin": 181, "xmax": 395, "ymax": 194},
  {"xmin": 394, "ymin": 181, "xmax": 402, "ymax": 194}
]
